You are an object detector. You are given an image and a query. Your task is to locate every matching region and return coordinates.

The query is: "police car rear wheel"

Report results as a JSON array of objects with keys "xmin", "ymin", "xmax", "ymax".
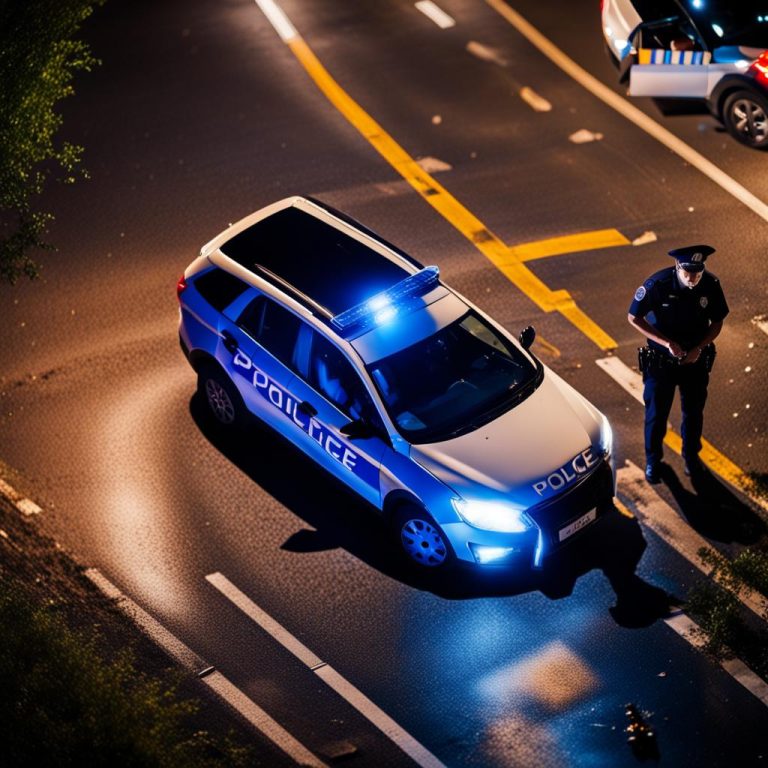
[
  {"xmin": 199, "ymin": 367, "xmax": 243, "ymax": 427},
  {"xmin": 722, "ymin": 90, "xmax": 768, "ymax": 149},
  {"xmin": 394, "ymin": 506, "xmax": 453, "ymax": 568}
]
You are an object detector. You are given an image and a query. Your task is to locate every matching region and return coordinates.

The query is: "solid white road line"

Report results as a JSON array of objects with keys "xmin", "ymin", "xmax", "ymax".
[
  {"xmin": 206, "ymin": 572, "xmax": 447, "ymax": 768},
  {"xmin": 253, "ymin": 0, "xmax": 298, "ymax": 42},
  {"xmin": 86, "ymin": 569, "xmax": 326, "ymax": 768},
  {"xmin": 664, "ymin": 610, "xmax": 768, "ymax": 706},
  {"xmin": 415, "ymin": 1, "xmax": 456, "ymax": 29},
  {"xmin": 617, "ymin": 462, "xmax": 768, "ymax": 621},
  {"xmin": 485, "ymin": 0, "xmax": 768, "ymax": 225}
]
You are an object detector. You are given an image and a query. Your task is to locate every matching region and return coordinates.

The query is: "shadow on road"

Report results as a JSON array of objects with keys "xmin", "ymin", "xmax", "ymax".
[
  {"xmin": 658, "ymin": 462, "xmax": 766, "ymax": 545},
  {"xmin": 192, "ymin": 395, "xmax": 676, "ymax": 628}
]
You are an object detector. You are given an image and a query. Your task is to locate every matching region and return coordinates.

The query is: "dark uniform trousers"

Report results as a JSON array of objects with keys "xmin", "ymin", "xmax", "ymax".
[{"xmin": 643, "ymin": 358, "xmax": 709, "ymax": 466}]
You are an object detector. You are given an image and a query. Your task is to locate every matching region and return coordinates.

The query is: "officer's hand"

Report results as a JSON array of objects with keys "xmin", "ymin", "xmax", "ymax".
[
  {"xmin": 682, "ymin": 347, "xmax": 702, "ymax": 365},
  {"xmin": 668, "ymin": 341, "xmax": 685, "ymax": 359}
]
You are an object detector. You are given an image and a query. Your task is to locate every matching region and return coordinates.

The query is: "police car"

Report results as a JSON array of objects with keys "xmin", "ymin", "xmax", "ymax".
[
  {"xmin": 178, "ymin": 197, "xmax": 615, "ymax": 570},
  {"xmin": 602, "ymin": 0, "xmax": 768, "ymax": 148}
]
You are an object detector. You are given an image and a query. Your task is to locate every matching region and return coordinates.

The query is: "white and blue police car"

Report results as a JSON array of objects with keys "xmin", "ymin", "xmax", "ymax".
[
  {"xmin": 602, "ymin": 0, "xmax": 768, "ymax": 148},
  {"xmin": 178, "ymin": 197, "xmax": 615, "ymax": 569}
]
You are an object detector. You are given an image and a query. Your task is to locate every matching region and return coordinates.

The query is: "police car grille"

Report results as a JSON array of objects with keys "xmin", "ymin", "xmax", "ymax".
[{"xmin": 527, "ymin": 460, "xmax": 613, "ymax": 547}]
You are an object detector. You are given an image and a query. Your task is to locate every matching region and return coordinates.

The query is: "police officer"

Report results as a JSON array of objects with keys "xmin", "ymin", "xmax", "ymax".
[{"xmin": 627, "ymin": 245, "xmax": 729, "ymax": 484}]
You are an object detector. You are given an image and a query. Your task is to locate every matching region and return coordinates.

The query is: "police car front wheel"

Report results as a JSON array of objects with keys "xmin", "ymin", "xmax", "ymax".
[
  {"xmin": 394, "ymin": 506, "xmax": 454, "ymax": 568},
  {"xmin": 722, "ymin": 90, "xmax": 768, "ymax": 149},
  {"xmin": 199, "ymin": 366, "xmax": 244, "ymax": 427}
]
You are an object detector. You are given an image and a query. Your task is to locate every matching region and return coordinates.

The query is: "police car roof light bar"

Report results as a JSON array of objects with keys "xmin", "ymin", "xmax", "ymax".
[{"xmin": 331, "ymin": 265, "xmax": 441, "ymax": 333}]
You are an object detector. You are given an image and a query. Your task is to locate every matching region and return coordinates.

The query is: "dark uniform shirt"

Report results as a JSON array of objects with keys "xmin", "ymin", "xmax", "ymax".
[{"xmin": 628, "ymin": 267, "xmax": 729, "ymax": 352}]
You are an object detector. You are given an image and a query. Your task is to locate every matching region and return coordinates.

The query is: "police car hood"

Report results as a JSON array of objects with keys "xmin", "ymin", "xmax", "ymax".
[{"xmin": 410, "ymin": 370, "xmax": 604, "ymax": 507}]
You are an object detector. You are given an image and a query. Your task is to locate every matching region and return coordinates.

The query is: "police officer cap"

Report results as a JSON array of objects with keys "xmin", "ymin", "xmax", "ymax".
[{"xmin": 668, "ymin": 244, "xmax": 714, "ymax": 273}]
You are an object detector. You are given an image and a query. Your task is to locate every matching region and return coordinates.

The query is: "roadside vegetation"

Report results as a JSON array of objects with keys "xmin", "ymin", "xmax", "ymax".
[
  {"xmin": 686, "ymin": 545, "xmax": 768, "ymax": 680},
  {"xmin": 0, "ymin": 494, "xmax": 261, "ymax": 766},
  {"xmin": 0, "ymin": 0, "xmax": 104, "ymax": 283}
]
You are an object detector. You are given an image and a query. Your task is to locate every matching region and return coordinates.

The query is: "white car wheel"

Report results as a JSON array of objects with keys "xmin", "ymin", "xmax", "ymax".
[{"xmin": 723, "ymin": 90, "xmax": 768, "ymax": 149}]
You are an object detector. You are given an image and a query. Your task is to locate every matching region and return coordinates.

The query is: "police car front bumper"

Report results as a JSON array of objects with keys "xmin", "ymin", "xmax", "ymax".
[{"xmin": 444, "ymin": 458, "xmax": 615, "ymax": 569}]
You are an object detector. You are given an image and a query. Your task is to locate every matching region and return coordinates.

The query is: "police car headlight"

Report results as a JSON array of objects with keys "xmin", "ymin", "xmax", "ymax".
[
  {"xmin": 600, "ymin": 415, "xmax": 614, "ymax": 458},
  {"xmin": 451, "ymin": 498, "xmax": 534, "ymax": 533}
]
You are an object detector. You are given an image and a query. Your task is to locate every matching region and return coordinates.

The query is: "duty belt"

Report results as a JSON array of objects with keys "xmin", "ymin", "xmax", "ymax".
[{"xmin": 638, "ymin": 343, "xmax": 716, "ymax": 373}]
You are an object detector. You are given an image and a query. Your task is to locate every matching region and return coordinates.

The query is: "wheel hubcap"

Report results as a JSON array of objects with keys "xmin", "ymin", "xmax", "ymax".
[
  {"xmin": 400, "ymin": 518, "xmax": 448, "ymax": 566},
  {"xmin": 205, "ymin": 379, "xmax": 235, "ymax": 424},
  {"xmin": 731, "ymin": 99, "xmax": 768, "ymax": 143}
]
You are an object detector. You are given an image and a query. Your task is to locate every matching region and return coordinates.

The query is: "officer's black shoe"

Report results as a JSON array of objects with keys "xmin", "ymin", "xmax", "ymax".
[
  {"xmin": 684, "ymin": 458, "xmax": 706, "ymax": 478},
  {"xmin": 645, "ymin": 463, "xmax": 661, "ymax": 485}
]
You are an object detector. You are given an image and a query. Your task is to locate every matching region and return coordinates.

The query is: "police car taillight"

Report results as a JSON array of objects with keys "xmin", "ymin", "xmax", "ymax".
[
  {"xmin": 750, "ymin": 51, "xmax": 768, "ymax": 85},
  {"xmin": 176, "ymin": 274, "xmax": 187, "ymax": 300}
]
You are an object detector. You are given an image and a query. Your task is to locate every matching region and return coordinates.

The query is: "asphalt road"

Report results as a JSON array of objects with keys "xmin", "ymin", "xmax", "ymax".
[{"xmin": 2, "ymin": 1, "xmax": 768, "ymax": 765}]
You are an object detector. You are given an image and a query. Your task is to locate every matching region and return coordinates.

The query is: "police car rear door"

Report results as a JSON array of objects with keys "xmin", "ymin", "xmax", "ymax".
[
  {"xmin": 629, "ymin": 18, "xmax": 712, "ymax": 98},
  {"xmin": 220, "ymin": 295, "xmax": 305, "ymax": 432},
  {"xmin": 286, "ymin": 328, "xmax": 389, "ymax": 507}
]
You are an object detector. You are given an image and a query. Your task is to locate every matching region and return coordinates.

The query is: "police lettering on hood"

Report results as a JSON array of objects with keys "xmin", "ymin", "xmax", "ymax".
[{"xmin": 532, "ymin": 447, "xmax": 599, "ymax": 497}]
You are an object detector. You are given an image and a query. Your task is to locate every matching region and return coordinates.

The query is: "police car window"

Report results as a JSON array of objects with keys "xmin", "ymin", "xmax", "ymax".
[
  {"xmin": 309, "ymin": 333, "xmax": 376, "ymax": 423},
  {"xmin": 243, "ymin": 298, "xmax": 303, "ymax": 366},
  {"xmin": 367, "ymin": 311, "xmax": 538, "ymax": 443},
  {"xmin": 193, "ymin": 268, "xmax": 249, "ymax": 312},
  {"xmin": 236, "ymin": 298, "xmax": 264, "ymax": 338}
]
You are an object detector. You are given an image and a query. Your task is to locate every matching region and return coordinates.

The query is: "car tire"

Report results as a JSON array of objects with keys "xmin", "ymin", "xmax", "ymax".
[
  {"xmin": 198, "ymin": 364, "xmax": 245, "ymax": 429},
  {"xmin": 722, "ymin": 89, "xmax": 768, "ymax": 149},
  {"xmin": 392, "ymin": 504, "xmax": 454, "ymax": 569}
]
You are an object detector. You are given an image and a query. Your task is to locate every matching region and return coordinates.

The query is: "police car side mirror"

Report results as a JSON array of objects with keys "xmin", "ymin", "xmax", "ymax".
[
  {"xmin": 519, "ymin": 325, "xmax": 536, "ymax": 350},
  {"xmin": 340, "ymin": 418, "xmax": 376, "ymax": 440},
  {"xmin": 340, "ymin": 418, "xmax": 392, "ymax": 445}
]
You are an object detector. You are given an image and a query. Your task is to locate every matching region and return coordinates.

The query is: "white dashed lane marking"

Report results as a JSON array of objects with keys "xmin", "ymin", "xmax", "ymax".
[
  {"xmin": 519, "ymin": 86, "xmax": 552, "ymax": 112},
  {"xmin": 206, "ymin": 572, "xmax": 447, "ymax": 768},
  {"xmin": 415, "ymin": 1, "xmax": 455, "ymax": 29}
]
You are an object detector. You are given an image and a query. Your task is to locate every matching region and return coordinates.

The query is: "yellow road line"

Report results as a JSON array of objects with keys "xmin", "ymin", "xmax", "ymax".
[
  {"xmin": 513, "ymin": 229, "xmax": 630, "ymax": 262},
  {"xmin": 288, "ymin": 36, "xmax": 618, "ymax": 351}
]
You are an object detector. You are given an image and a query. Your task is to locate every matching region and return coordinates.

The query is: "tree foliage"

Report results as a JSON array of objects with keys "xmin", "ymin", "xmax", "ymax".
[{"xmin": 0, "ymin": 0, "xmax": 104, "ymax": 283}]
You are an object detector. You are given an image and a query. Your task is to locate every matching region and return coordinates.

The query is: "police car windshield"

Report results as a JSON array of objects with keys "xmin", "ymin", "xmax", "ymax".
[
  {"xmin": 682, "ymin": 1, "xmax": 768, "ymax": 47},
  {"xmin": 367, "ymin": 312, "xmax": 538, "ymax": 444}
]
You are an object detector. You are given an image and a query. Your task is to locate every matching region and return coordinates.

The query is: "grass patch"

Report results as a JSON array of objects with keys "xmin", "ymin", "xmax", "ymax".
[
  {"xmin": 685, "ymin": 546, "xmax": 768, "ymax": 680},
  {"xmin": 0, "ymin": 581, "xmax": 253, "ymax": 767}
]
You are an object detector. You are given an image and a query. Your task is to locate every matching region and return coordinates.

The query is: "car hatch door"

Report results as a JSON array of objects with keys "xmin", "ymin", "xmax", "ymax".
[{"xmin": 628, "ymin": 18, "xmax": 712, "ymax": 98}]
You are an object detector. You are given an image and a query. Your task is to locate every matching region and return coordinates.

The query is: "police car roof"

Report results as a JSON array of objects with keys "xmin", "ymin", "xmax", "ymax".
[{"xmin": 210, "ymin": 197, "xmax": 422, "ymax": 317}]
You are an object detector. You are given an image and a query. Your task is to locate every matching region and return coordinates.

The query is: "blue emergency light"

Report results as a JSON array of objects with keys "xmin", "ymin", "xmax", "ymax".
[{"xmin": 331, "ymin": 266, "xmax": 441, "ymax": 334}]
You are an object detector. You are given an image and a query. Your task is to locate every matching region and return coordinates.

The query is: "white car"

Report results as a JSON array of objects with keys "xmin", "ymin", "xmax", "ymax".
[{"xmin": 602, "ymin": 0, "xmax": 768, "ymax": 148}]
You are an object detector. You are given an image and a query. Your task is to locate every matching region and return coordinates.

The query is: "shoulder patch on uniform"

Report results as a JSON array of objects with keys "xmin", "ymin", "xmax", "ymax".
[
  {"xmin": 644, "ymin": 279, "xmax": 656, "ymax": 289},
  {"xmin": 700, "ymin": 296, "xmax": 708, "ymax": 308},
  {"xmin": 634, "ymin": 285, "xmax": 647, "ymax": 301}
]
